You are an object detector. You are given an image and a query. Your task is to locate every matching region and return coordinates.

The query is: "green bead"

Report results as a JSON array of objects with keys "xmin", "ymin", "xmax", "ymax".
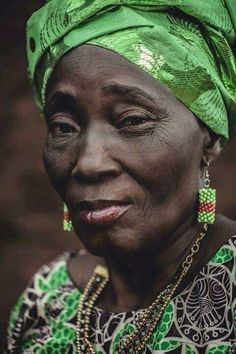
[
  {"xmin": 63, "ymin": 220, "xmax": 73, "ymax": 232},
  {"xmin": 198, "ymin": 211, "xmax": 215, "ymax": 224}
]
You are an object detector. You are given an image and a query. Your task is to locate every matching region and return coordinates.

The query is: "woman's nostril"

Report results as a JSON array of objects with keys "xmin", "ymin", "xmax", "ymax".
[{"xmin": 71, "ymin": 156, "xmax": 122, "ymax": 183}]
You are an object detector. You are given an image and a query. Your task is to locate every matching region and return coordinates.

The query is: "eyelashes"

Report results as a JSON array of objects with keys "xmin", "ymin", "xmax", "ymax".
[
  {"xmin": 48, "ymin": 121, "xmax": 78, "ymax": 137},
  {"xmin": 116, "ymin": 114, "xmax": 156, "ymax": 129},
  {"xmin": 46, "ymin": 106, "xmax": 168, "ymax": 139},
  {"xmin": 116, "ymin": 108, "xmax": 168, "ymax": 137}
]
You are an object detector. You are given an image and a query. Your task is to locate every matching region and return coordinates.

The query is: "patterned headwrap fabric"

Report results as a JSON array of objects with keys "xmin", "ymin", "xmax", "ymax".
[{"xmin": 26, "ymin": 0, "xmax": 236, "ymax": 141}]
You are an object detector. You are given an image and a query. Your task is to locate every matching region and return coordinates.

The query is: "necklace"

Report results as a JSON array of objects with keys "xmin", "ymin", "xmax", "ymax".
[{"xmin": 76, "ymin": 223, "xmax": 208, "ymax": 354}]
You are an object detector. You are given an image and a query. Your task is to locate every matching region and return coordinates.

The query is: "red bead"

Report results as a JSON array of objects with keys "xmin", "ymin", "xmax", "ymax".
[
  {"xmin": 199, "ymin": 202, "xmax": 215, "ymax": 212},
  {"xmin": 64, "ymin": 211, "xmax": 69, "ymax": 220}
]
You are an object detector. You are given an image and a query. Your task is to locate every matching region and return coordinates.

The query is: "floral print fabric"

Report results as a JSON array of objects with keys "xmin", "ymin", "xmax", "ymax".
[{"xmin": 7, "ymin": 235, "xmax": 236, "ymax": 353}]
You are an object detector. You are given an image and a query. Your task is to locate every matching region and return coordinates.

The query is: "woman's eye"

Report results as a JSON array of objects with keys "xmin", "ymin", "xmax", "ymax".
[
  {"xmin": 117, "ymin": 116, "xmax": 150, "ymax": 128},
  {"xmin": 49, "ymin": 122, "xmax": 78, "ymax": 136}
]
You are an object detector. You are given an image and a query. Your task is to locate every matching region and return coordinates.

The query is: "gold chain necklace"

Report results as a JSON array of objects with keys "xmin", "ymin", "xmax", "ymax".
[{"xmin": 76, "ymin": 224, "xmax": 208, "ymax": 354}]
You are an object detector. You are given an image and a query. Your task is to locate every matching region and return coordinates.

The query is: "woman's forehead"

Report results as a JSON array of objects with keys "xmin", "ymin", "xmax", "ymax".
[
  {"xmin": 45, "ymin": 47, "xmax": 200, "ymax": 137},
  {"xmin": 47, "ymin": 45, "xmax": 169, "ymax": 103},
  {"xmin": 46, "ymin": 45, "xmax": 204, "ymax": 129},
  {"xmin": 50, "ymin": 45, "xmax": 156, "ymax": 83}
]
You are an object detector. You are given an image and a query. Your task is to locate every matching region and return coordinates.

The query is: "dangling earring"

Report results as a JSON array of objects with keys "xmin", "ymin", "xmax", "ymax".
[
  {"xmin": 63, "ymin": 204, "xmax": 73, "ymax": 232},
  {"xmin": 198, "ymin": 162, "xmax": 216, "ymax": 224}
]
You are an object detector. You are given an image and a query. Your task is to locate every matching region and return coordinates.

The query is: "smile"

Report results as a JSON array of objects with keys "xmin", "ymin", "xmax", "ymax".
[{"xmin": 77, "ymin": 200, "xmax": 132, "ymax": 226}]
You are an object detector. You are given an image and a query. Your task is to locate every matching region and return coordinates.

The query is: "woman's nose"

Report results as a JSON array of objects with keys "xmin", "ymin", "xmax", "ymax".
[{"xmin": 71, "ymin": 128, "xmax": 122, "ymax": 183}]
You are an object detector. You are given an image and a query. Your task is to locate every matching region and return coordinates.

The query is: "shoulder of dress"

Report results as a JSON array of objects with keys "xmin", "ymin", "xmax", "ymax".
[
  {"xmin": 8, "ymin": 252, "xmax": 76, "ymax": 334},
  {"xmin": 27, "ymin": 251, "xmax": 76, "ymax": 294},
  {"xmin": 36, "ymin": 251, "xmax": 73, "ymax": 276},
  {"xmin": 6, "ymin": 252, "xmax": 78, "ymax": 352}
]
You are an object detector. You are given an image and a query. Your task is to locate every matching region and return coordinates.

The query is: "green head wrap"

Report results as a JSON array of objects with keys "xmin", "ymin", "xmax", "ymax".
[{"xmin": 27, "ymin": 0, "xmax": 236, "ymax": 141}]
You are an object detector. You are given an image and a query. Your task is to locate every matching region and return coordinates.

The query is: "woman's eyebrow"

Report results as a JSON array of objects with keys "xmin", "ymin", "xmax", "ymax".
[
  {"xmin": 44, "ymin": 91, "xmax": 78, "ymax": 118},
  {"xmin": 101, "ymin": 83, "xmax": 156, "ymax": 104}
]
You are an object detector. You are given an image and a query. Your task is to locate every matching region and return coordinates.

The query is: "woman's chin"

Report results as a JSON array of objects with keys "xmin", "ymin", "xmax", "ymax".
[{"xmin": 74, "ymin": 225, "xmax": 147, "ymax": 258}]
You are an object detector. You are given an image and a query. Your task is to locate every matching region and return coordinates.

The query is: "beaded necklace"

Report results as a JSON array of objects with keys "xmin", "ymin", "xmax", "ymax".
[{"xmin": 76, "ymin": 224, "xmax": 208, "ymax": 354}]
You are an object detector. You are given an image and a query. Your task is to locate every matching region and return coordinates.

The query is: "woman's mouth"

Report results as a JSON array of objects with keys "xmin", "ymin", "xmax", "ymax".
[{"xmin": 77, "ymin": 200, "xmax": 132, "ymax": 226}]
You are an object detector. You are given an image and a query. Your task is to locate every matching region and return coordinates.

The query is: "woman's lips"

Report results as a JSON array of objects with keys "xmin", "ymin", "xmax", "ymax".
[{"xmin": 77, "ymin": 201, "xmax": 132, "ymax": 226}]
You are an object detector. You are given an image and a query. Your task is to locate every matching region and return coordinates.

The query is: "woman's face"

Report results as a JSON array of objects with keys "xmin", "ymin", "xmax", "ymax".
[{"xmin": 44, "ymin": 45, "xmax": 206, "ymax": 257}]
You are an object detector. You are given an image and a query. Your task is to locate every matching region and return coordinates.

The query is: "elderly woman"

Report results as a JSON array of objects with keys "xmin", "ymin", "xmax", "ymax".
[{"xmin": 7, "ymin": 1, "xmax": 236, "ymax": 353}]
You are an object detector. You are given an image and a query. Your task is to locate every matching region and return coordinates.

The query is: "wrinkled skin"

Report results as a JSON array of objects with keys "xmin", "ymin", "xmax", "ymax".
[
  {"xmin": 43, "ymin": 45, "xmax": 235, "ymax": 311},
  {"xmin": 44, "ymin": 44, "xmax": 207, "ymax": 254}
]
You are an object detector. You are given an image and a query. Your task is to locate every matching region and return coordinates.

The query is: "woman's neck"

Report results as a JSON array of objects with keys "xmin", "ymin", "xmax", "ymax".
[
  {"xmin": 98, "ymin": 220, "xmax": 204, "ymax": 312},
  {"xmin": 68, "ymin": 214, "xmax": 234, "ymax": 313}
]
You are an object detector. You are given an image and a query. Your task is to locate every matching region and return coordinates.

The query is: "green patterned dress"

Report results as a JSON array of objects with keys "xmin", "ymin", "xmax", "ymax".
[{"xmin": 7, "ymin": 236, "xmax": 236, "ymax": 354}]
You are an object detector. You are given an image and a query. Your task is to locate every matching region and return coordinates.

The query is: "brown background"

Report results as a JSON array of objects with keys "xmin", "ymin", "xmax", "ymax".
[{"xmin": 0, "ymin": 1, "xmax": 235, "ymax": 351}]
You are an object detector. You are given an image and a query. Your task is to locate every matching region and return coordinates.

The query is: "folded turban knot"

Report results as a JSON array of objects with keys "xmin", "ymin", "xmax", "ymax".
[{"xmin": 27, "ymin": 0, "xmax": 236, "ymax": 141}]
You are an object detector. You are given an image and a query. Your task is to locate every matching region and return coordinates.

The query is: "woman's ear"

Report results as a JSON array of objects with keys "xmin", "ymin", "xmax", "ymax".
[{"xmin": 202, "ymin": 129, "xmax": 221, "ymax": 165}]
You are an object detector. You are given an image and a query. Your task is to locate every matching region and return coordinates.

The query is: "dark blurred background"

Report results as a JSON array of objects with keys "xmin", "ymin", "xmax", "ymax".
[
  {"xmin": 0, "ymin": 1, "xmax": 236, "ymax": 351},
  {"xmin": 0, "ymin": 2, "xmax": 79, "ymax": 350}
]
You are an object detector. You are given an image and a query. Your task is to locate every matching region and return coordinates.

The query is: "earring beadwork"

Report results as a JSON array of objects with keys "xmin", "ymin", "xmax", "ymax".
[
  {"xmin": 198, "ymin": 163, "xmax": 216, "ymax": 224},
  {"xmin": 63, "ymin": 204, "xmax": 73, "ymax": 232}
]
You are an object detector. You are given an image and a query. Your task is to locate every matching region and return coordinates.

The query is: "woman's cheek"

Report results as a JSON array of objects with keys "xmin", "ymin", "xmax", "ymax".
[{"xmin": 43, "ymin": 144, "xmax": 73, "ymax": 194}]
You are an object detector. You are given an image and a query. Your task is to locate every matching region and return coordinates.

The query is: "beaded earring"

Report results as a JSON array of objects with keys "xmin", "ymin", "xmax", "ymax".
[
  {"xmin": 198, "ymin": 162, "xmax": 216, "ymax": 224},
  {"xmin": 63, "ymin": 204, "xmax": 73, "ymax": 232}
]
